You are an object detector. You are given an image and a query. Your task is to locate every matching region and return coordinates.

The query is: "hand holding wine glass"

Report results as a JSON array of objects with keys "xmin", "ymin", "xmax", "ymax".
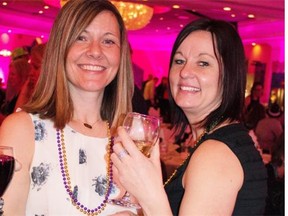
[
  {"xmin": 0, "ymin": 146, "xmax": 15, "ymax": 215},
  {"xmin": 109, "ymin": 112, "xmax": 160, "ymax": 209}
]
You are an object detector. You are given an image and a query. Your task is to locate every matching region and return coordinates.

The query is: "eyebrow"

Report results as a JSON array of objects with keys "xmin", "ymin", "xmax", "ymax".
[
  {"xmin": 174, "ymin": 51, "xmax": 216, "ymax": 59},
  {"xmin": 103, "ymin": 32, "xmax": 120, "ymax": 38}
]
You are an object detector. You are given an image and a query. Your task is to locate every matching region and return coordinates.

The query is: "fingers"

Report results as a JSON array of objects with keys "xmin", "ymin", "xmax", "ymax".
[
  {"xmin": 111, "ymin": 141, "xmax": 132, "ymax": 173},
  {"xmin": 112, "ymin": 141, "xmax": 130, "ymax": 161},
  {"xmin": 15, "ymin": 159, "xmax": 22, "ymax": 172},
  {"xmin": 150, "ymin": 139, "xmax": 160, "ymax": 160},
  {"xmin": 117, "ymin": 149, "xmax": 129, "ymax": 160}
]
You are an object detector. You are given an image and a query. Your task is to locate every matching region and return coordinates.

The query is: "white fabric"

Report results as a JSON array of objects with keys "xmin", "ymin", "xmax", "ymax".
[{"xmin": 26, "ymin": 114, "xmax": 136, "ymax": 215}]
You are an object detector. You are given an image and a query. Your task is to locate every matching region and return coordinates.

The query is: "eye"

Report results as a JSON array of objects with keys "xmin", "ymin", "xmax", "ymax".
[
  {"xmin": 76, "ymin": 35, "xmax": 87, "ymax": 41},
  {"xmin": 103, "ymin": 39, "xmax": 116, "ymax": 45},
  {"xmin": 199, "ymin": 61, "xmax": 209, "ymax": 67},
  {"xmin": 174, "ymin": 59, "xmax": 185, "ymax": 65}
]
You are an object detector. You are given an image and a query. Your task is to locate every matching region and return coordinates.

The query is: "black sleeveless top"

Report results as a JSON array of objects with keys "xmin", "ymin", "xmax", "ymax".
[{"xmin": 165, "ymin": 123, "xmax": 267, "ymax": 215}]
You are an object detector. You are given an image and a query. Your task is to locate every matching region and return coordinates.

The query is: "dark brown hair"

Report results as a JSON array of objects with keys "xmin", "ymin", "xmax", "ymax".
[{"xmin": 169, "ymin": 19, "xmax": 247, "ymax": 134}]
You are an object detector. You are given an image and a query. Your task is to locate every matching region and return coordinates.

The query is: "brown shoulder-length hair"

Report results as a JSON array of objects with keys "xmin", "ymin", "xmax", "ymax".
[
  {"xmin": 23, "ymin": 0, "xmax": 134, "ymax": 130},
  {"xmin": 169, "ymin": 19, "xmax": 247, "ymax": 135}
]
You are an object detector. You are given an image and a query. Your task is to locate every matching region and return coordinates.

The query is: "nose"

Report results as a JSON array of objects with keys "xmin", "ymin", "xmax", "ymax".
[
  {"xmin": 179, "ymin": 62, "xmax": 195, "ymax": 79},
  {"xmin": 86, "ymin": 41, "xmax": 103, "ymax": 59}
]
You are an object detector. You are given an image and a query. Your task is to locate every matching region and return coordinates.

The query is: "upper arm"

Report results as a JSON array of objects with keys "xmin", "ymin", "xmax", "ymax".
[
  {"xmin": 179, "ymin": 140, "xmax": 243, "ymax": 216},
  {"xmin": 0, "ymin": 111, "xmax": 35, "ymax": 215}
]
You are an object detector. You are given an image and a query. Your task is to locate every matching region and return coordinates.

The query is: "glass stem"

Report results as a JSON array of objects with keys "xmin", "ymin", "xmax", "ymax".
[{"xmin": 0, "ymin": 197, "xmax": 4, "ymax": 216}]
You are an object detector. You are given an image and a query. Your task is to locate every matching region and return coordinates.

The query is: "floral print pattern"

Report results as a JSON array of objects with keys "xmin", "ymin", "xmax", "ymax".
[
  {"xmin": 34, "ymin": 120, "xmax": 46, "ymax": 141},
  {"xmin": 92, "ymin": 175, "xmax": 116, "ymax": 196},
  {"xmin": 79, "ymin": 148, "xmax": 87, "ymax": 164},
  {"xmin": 31, "ymin": 163, "xmax": 50, "ymax": 189}
]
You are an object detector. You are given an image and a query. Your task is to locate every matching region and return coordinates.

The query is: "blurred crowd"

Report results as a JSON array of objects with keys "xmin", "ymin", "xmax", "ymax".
[
  {"xmin": 243, "ymin": 82, "xmax": 284, "ymax": 215},
  {"xmin": 0, "ymin": 43, "xmax": 46, "ymax": 125}
]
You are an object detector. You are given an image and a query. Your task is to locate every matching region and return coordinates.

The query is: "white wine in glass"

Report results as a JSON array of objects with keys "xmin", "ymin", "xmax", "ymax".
[
  {"xmin": 109, "ymin": 112, "xmax": 160, "ymax": 209},
  {"xmin": 123, "ymin": 112, "xmax": 160, "ymax": 157},
  {"xmin": 0, "ymin": 146, "xmax": 15, "ymax": 215}
]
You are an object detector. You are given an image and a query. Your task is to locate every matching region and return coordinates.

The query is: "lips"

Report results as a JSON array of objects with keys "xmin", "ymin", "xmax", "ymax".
[{"xmin": 79, "ymin": 64, "xmax": 106, "ymax": 71}]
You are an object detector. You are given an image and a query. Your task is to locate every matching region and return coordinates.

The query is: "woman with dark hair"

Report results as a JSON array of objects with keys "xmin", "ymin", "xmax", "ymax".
[
  {"xmin": 0, "ymin": 0, "xmax": 135, "ymax": 215},
  {"xmin": 111, "ymin": 19, "xmax": 267, "ymax": 215},
  {"xmin": 244, "ymin": 81, "xmax": 264, "ymax": 112}
]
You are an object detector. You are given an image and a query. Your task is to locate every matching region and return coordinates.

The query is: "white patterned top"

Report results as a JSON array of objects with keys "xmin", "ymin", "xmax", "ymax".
[{"xmin": 26, "ymin": 114, "xmax": 135, "ymax": 215}]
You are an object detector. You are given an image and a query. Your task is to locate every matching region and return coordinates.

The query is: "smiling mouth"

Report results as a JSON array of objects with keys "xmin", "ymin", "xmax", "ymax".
[
  {"xmin": 79, "ymin": 64, "xmax": 105, "ymax": 71},
  {"xmin": 180, "ymin": 86, "xmax": 201, "ymax": 92}
]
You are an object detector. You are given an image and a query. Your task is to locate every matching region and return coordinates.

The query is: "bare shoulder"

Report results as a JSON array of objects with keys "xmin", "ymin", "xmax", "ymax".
[
  {"xmin": 186, "ymin": 139, "xmax": 243, "ymax": 189},
  {"xmin": 192, "ymin": 139, "xmax": 242, "ymax": 170},
  {"xmin": 0, "ymin": 111, "xmax": 33, "ymax": 138},
  {"xmin": 0, "ymin": 111, "xmax": 35, "ymax": 161},
  {"xmin": 181, "ymin": 139, "xmax": 244, "ymax": 214}
]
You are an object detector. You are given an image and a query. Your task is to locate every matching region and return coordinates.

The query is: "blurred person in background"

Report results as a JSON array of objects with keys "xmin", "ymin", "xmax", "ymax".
[
  {"xmin": 14, "ymin": 43, "xmax": 47, "ymax": 111},
  {"xmin": 264, "ymin": 133, "xmax": 284, "ymax": 215},
  {"xmin": 0, "ymin": 50, "xmax": 31, "ymax": 116},
  {"xmin": 155, "ymin": 76, "xmax": 171, "ymax": 123},
  {"xmin": 244, "ymin": 81, "xmax": 264, "ymax": 113},
  {"xmin": 243, "ymin": 102, "xmax": 266, "ymax": 151},
  {"xmin": 255, "ymin": 103, "xmax": 283, "ymax": 154},
  {"xmin": 143, "ymin": 76, "xmax": 158, "ymax": 109}
]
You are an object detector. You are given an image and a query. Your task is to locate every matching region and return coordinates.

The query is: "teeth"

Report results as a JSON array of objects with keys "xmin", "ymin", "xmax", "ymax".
[
  {"xmin": 80, "ymin": 65, "xmax": 104, "ymax": 71},
  {"xmin": 180, "ymin": 86, "xmax": 200, "ymax": 92}
]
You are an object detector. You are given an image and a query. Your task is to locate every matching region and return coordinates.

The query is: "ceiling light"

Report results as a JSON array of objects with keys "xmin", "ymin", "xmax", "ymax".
[
  {"xmin": 223, "ymin": 7, "xmax": 231, "ymax": 11},
  {"xmin": 110, "ymin": 1, "xmax": 153, "ymax": 30},
  {"xmin": 44, "ymin": 0, "xmax": 153, "ymax": 31}
]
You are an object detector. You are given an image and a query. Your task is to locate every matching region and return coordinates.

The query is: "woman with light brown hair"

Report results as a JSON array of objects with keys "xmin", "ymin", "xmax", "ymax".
[{"xmin": 0, "ymin": 0, "xmax": 135, "ymax": 215}]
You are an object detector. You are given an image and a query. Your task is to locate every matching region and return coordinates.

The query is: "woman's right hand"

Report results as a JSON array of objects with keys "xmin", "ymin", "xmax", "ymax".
[{"xmin": 111, "ymin": 127, "xmax": 172, "ymax": 215}]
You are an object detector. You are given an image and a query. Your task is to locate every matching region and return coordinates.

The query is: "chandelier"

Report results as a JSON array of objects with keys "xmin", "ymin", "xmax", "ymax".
[
  {"xmin": 110, "ymin": 1, "xmax": 153, "ymax": 30},
  {"xmin": 44, "ymin": 0, "xmax": 154, "ymax": 30}
]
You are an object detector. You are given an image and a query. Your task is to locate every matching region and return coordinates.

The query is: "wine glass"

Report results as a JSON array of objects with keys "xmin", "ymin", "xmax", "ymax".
[
  {"xmin": 109, "ymin": 112, "xmax": 160, "ymax": 209},
  {"xmin": 0, "ymin": 146, "xmax": 15, "ymax": 215}
]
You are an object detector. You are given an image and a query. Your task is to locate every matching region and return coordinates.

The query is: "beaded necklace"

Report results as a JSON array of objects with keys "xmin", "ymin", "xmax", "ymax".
[
  {"xmin": 163, "ymin": 118, "xmax": 222, "ymax": 187},
  {"xmin": 56, "ymin": 121, "xmax": 113, "ymax": 215}
]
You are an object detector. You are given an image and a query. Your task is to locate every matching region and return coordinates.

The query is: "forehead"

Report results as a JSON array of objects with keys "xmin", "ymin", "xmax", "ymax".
[
  {"xmin": 85, "ymin": 10, "xmax": 120, "ymax": 35},
  {"xmin": 178, "ymin": 30, "xmax": 214, "ymax": 53}
]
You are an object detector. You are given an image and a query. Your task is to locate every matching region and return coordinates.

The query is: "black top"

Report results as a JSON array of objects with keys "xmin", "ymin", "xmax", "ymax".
[{"xmin": 165, "ymin": 123, "xmax": 267, "ymax": 216}]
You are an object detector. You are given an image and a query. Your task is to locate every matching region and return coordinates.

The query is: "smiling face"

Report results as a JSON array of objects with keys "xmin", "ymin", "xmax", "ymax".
[
  {"xmin": 169, "ymin": 30, "xmax": 223, "ymax": 122},
  {"xmin": 66, "ymin": 10, "xmax": 120, "ymax": 94}
]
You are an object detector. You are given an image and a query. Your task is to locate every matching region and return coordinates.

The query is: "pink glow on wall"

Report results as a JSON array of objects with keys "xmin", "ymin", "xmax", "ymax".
[
  {"xmin": 0, "ymin": 11, "xmax": 284, "ymax": 99},
  {"xmin": 244, "ymin": 42, "xmax": 284, "ymax": 105}
]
